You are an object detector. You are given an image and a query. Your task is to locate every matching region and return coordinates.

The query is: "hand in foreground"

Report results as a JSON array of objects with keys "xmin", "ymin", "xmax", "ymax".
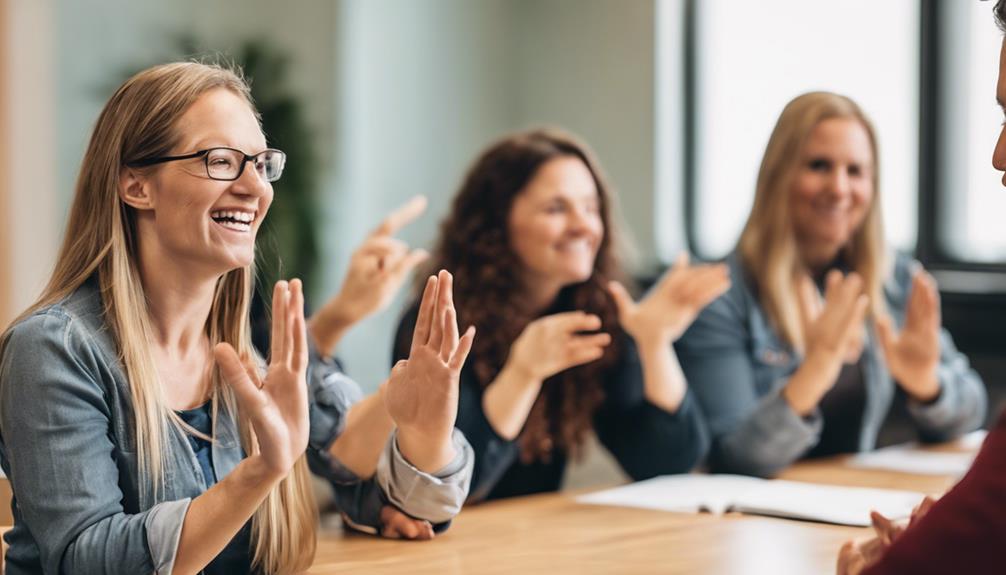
[
  {"xmin": 608, "ymin": 252, "xmax": 730, "ymax": 346},
  {"xmin": 215, "ymin": 279, "xmax": 309, "ymax": 479},
  {"xmin": 876, "ymin": 270, "xmax": 942, "ymax": 402},
  {"xmin": 383, "ymin": 270, "xmax": 475, "ymax": 472},
  {"xmin": 835, "ymin": 495, "xmax": 937, "ymax": 575}
]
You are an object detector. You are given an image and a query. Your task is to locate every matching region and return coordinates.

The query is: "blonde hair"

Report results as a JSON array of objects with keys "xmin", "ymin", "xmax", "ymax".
[
  {"xmin": 1, "ymin": 62, "xmax": 316, "ymax": 573},
  {"xmin": 737, "ymin": 91, "xmax": 887, "ymax": 350}
]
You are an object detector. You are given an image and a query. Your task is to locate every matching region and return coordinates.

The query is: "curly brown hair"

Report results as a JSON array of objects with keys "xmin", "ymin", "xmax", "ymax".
[{"xmin": 419, "ymin": 127, "xmax": 628, "ymax": 463}]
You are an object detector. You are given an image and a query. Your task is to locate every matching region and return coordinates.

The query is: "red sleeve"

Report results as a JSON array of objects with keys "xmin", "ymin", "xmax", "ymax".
[{"xmin": 864, "ymin": 410, "xmax": 1006, "ymax": 574}]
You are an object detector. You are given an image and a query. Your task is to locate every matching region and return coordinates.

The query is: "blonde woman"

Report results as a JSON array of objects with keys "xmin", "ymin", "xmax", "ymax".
[
  {"xmin": 676, "ymin": 92, "xmax": 986, "ymax": 477},
  {"xmin": 0, "ymin": 62, "xmax": 474, "ymax": 574}
]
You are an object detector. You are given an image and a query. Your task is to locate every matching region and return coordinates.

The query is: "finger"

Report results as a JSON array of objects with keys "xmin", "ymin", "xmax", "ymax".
[
  {"xmin": 875, "ymin": 315, "xmax": 897, "ymax": 363},
  {"xmin": 607, "ymin": 281, "xmax": 635, "ymax": 320},
  {"xmin": 911, "ymin": 496, "xmax": 937, "ymax": 526},
  {"xmin": 270, "ymin": 281, "xmax": 289, "ymax": 363},
  {"xmin": 440, "ymin": 306, "xmax": 460, "ymax": 362},
  {"xmin": 838, "ymin": 272, "xmax": 865, "ymax": 308},
  {"xmin": 681, "ymin": 266, "xmax": 730, "ymax": 306},
  {"xmin": 449, "ymin": 326, "xmax": 476, "ymax": 371},
  {"xmin": 563, "ymin": 344, "xmax": 606, "ymax": 368},
  {"xmin": 869, "ymin": 511, "xmax": 895, "ymax": 545},
  {"xmin": 411, "ymin": 276, "xmax": 438, "ymax": 353},
  {"xmin": 797, "ymin": 274, "xmax": 822, "ymax": 324},
  {"xmin": 841, "ymin": 294, "xmax": 870, "ymax": 343},
  {"xmin": 289, "ymin": 279, "xmax": 308, "ymax": 372},
  {"xmin": 214, "ymin": 343, "xmax": 263, "ymax": 409},
  {"xmin": 427, "ymin": 270, "xmax": 451, "ymax": 351},
  {"xmin": 371, "ymin": 195, "xmax": 428, "ymax": 238},
  {"xmin": 824, "ymin": 269, "xmax": 844, "ymax": 305},
  {"xmin": 551, "ymin": 311, "xmax": 603, "ymax": 334},
  {"xmin": 357, "ymin": 236, "xmax": 411, "ymax": 259},
  {"xmin": 388, "ymin": 248, "xmax": 430, "ymax": 283},
  {"xmin": 568, "ymin": 332, "xmax": 612, "ymax": 349}
]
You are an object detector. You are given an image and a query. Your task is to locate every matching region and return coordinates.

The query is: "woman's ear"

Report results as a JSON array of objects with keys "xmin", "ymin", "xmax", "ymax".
[{"xmin": 119, "ymin": 167, "xmax": 154, "ymax": 210}]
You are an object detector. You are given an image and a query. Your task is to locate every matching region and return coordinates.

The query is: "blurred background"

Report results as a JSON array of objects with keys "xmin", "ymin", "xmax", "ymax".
[{"xmin": 2, "ymin": 0, "xmax": 1005, "ymax": 478}]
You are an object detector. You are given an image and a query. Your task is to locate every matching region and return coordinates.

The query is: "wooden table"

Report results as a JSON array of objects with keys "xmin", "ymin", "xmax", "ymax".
[{"xmin": 308, "ymin": 438, "xmax": 976, "ymax": 574}]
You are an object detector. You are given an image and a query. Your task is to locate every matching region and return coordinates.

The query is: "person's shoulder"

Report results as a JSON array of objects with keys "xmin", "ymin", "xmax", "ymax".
[
  {"xmin": 883, "ymin": 250, "xmax": 917, "ymax": 305},
  {"xmin": 4, "ymin": 280, "xmax": 110, "ymax": 364}
]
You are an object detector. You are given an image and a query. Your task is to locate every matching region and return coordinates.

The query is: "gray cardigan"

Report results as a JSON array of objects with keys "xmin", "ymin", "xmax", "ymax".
[
  {"xmin": 0, "ymin": 279, "xmax": 473, "ymax": 574},
  {"xmin": 676, "ymin": 252, "xmax": 987, "ymax": 478}
]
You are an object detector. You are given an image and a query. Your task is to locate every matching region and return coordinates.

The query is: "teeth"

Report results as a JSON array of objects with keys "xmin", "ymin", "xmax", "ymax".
[
  {"xmin": 216, "ymin": 220, "xmax": 251, "ymax": 232},
  {"xmin": 210, "ymin": 210, "xmax": 255, "ymax": 223}
]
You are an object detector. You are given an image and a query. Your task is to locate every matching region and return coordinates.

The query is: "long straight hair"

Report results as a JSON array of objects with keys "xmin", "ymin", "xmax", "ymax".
[
  {"xmin": 1, "ymin": 62, "xmax": 316, "ymax": 573},
  {"xmin": 737, "ymin": 92, "xmax": 887, "ymax": 350}
]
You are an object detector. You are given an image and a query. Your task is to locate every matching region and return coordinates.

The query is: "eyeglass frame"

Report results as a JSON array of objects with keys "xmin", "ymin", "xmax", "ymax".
[{"xmin": 125, "ymin": 146, "xmax": 287, "ymax": 183}]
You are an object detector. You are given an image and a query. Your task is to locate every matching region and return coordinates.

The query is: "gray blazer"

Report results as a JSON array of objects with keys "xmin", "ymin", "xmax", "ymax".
[
  {"xmin": 0, "ymin": 279, "xmax": 473, "ymax": 574},
  {"xmin": 676, "ymin": 252, "xmax": 987, "ymax": 478}
]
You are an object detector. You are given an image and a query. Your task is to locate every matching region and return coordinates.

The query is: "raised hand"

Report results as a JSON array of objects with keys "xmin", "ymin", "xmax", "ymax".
[
  {"xmin": 506, "ymin": 312, "xmax": 612, "ymax": 383},
  {"xmin": 799, "ymin": 270, "xmax": 869, "ymax": 363},
  {"xmin": 214, "ymin": 279, "xmax": 309, "ymax": 479},
  {"xmin": 310, "ymin": 196, "xmax": 430, "ymax": 355},
  {"xmin": 784, "ymin": 271, "xmax": 869, "ymax": 415},
  {"xmin": 384, "ymin": 270, "xmax": 475, "ymax": 472},
  {"xmin": 608, "ymin": 252, "xmax": 730, "ymax": 346},
  {"xmin": 876, "ymin": 270, "xmax": 941, "ymax": 402}
]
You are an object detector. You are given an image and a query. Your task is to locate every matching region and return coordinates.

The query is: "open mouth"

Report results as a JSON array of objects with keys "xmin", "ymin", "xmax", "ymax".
[{"xmin": 210, "ymin": 210, "xmax": 256, "ymax": 232}]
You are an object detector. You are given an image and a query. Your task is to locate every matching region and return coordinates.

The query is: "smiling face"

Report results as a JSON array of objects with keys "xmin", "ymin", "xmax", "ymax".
[
  {"xmin": 790, "ymin": 117, "xmax": 875, "ymax": 265},
  {"xmin": 507, "ymin": 156, "xmax": 604, "ymax": 295},
  {"xmin": 124, "ymin": 88, "xmax": 272, "ymax": 276}
]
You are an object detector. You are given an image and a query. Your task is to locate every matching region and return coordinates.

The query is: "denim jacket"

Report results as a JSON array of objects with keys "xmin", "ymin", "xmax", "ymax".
[
  {"xmin": 0, "ymin": 278, "xmax": 473, "ymax": 574},
  {"xmin": 676, "ymin": 251, "xmax": 987, "ymax": 478}
]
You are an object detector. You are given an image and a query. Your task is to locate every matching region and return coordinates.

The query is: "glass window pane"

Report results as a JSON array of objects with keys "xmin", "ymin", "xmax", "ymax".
[
  {"xmin": 939, "ymin": 1, "xmax": 1006, "ymax": 263},
  {"xmin": 692, "ymin": 0, "xmax": 919, "ymax": 259}
]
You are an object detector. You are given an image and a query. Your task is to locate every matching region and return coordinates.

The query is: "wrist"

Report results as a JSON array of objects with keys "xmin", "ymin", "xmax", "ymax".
[
  {"xmin": 902, "ymin": 370, "xmax": 941, "ymax": 404},
  {"xmin": 235, "ymin": 455, "xmax": 286, "ymax": 489},
  {"xmin": 784, "ymin": 350, "xmax": 842, "ymax": 415},
  {"xmin": 501, "ymin": 359, "xmax": 544, "ymax": 389},
  {"xmin": 395, "ymin": 427, "xmax": 457, "ymax": 474},
  {"xmin": 309, "ymin": 297, "xmax": 355, "ymax": 356}
]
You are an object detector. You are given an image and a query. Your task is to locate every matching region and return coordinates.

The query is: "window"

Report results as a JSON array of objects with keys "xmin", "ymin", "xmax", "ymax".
[
  {"xmin": 687, "ymin": 0, "xmax": 920, "ymax": 260},
  {"xmin": 937, "ymin": 0, "xmax": 1006, "ymax": 263}
]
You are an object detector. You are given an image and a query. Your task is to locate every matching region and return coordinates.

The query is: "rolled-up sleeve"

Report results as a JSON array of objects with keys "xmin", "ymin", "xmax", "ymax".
[
  {"xmin": 305, "ymin": 339, "xmax": 365, "ymax": 485},
  {"xmin": 376, "ymin": 429, "xmax": 474, "ymax": 524},
  {"xmin": 0, "ymin": 311, "xmax": 185, "ymax": 574}
]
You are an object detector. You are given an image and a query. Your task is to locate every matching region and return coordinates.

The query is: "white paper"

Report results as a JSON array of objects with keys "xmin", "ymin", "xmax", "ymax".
[
  {"xmin": 848, "ymin": 448, "xmax": 976, "ymax": 476},
  {"xmin": 578, "ymin": 474, "xmax": 925, "ymax": 527}
]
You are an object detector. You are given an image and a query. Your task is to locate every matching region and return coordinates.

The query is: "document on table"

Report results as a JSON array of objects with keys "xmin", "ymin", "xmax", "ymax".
[
  {"xmin": 847, "ymin": 430, "xmax": 986, "ymax": 476},
  {"xmin": 577, "ymin": 475, "xmax": 925, "ymax": 527}
]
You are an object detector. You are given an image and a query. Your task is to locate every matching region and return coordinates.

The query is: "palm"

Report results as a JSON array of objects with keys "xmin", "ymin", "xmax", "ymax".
[
  {"xmin": 877, "ymin": 271, "xmax": 941, "ymax": 397},
  {"xmin": 611, "ymin": 253, "xmax": 730, "ymax": 345},
  {"xmin": 383, "ymin": 270, "xmax": 474, "ymax": 443},
  {"xmin": 214, "ymin": 279, "xmax": 309, "ymax": 476}
]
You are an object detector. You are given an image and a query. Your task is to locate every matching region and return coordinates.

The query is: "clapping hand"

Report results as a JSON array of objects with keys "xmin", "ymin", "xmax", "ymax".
[
  {"xmin": 608, "ymin": 252, "xmax": 730, "ymax": 346},
  {"xmin": 876, "ymin": 270, "xmax": 941, "ymax": 402}
]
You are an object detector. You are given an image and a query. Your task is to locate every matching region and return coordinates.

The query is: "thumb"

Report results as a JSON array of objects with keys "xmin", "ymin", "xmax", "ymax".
[
  {"xmin": 607, "ymin": 281, "xmax": 635, "ymax": 319},
  {"xmin": 875, "ymin": 315, "xmax": 897, "ymax": 361},
  {"xmin": 214, "ymin": 343, "xmax": 262, "ymax": 410}
]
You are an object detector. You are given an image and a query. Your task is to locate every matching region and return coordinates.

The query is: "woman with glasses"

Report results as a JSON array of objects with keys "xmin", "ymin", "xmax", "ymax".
[
  {"xmin": 0, "ymin": 62, "xmax": 474, "ymax": 574},
  {"xmin": 394, "ymin": 128, "xmax": 728, "ymax": 502},
  {"xmin": 676, "ymin": 92, "xmax": 986, "ymax": 478}
]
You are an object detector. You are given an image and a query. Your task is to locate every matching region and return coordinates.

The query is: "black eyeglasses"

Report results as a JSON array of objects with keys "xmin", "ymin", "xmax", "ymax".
[{"xmin": 127, "ymin": 147, "xmax": 287, "ymax": 183}]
